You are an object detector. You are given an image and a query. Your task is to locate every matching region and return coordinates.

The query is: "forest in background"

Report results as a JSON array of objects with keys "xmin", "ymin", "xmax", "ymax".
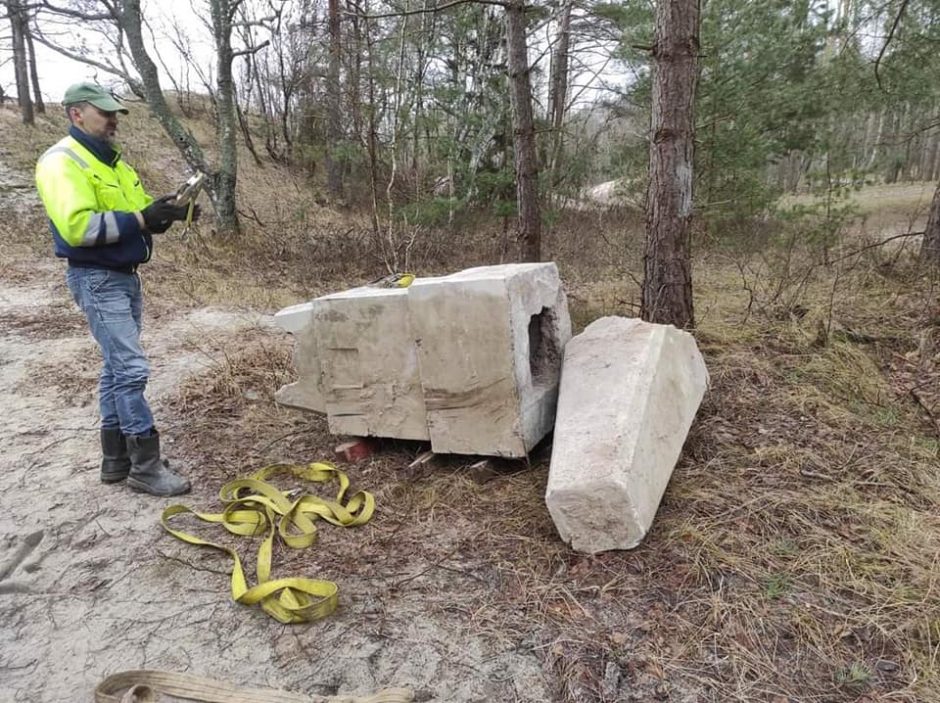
[{"xmin": 5, "ymin": 0, "xmax": 940, "ymax": 252}]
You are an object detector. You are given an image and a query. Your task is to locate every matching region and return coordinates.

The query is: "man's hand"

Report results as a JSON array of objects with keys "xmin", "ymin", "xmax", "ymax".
[{"xmin": 141, "ymin": 195, "xmax": 188, "ymax": 233}]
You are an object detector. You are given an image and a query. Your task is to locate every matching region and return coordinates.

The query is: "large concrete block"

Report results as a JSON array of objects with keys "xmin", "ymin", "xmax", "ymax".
[
  {"xmin": 546, "ymin": 317, "xmax": 708, "ymax": 553},
  {"xmin": 314, "ymin": 286, "xmax": 430, "ymax": 441},
  {"xmin": 273, "ymin": 301, "xmax": 325, "ymax": 413},
  {"xmin": 408, "ymin": 263, "xmax": 571, "ymax": 457}
]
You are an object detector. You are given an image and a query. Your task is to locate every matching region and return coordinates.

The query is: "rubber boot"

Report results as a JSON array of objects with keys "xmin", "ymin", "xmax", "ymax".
[
  {"xmin": 126, "ymin": 431, "xmax": 191, "ymax": 496},
  {"xmin": 100, "ymin": 428, "xmax": 131, "ymax": 483}
]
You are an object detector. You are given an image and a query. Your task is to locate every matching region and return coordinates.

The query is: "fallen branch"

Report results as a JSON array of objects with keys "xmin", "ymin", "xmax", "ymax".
[
  {"xmin": 828, "ymin": 231, "xmax": 923, "ymax": 265},
  {"xmin": 909, "ymin": 385, "xmax": 940, "ymax": 439}
]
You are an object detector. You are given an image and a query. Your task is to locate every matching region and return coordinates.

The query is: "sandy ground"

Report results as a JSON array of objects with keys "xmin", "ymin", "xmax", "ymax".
[
  {"xmin": 0, "ymin": 139, "xmax": 552, "ymax": 702},
  {"xmin": 0, "ymin": 264, "xmax": 551, "ymax": 702}
]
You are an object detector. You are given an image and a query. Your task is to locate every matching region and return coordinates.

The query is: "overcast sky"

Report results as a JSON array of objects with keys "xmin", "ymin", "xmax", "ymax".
[{"xmin": 0, "ymin": 0, "xmax": 214, "ymax": 105}]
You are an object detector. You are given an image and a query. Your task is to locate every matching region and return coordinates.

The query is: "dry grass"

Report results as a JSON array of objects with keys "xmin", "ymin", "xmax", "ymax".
[
  {"xmin": 0, "ymin": 298, "xmax": 86, "ymax": 339},
  {"xmin": 3, "ymin": 101, "xmax": 940, "ymax": 701},
  {"xmin": 153, "ymin": 249, "xmax": 940, "ymax": 702},
  {"xmin": 780, "ymin": 181, "xmax": 935, "ymax": 244},
  {"xmin": 782, "ymin": 182, "xmax": 934, "ymax": 215}
]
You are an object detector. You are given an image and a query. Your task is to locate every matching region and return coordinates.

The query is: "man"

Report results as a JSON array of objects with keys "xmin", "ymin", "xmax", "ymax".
[{"xmin": 35, "ymin": 82, "xmax": 197, "ymax": 497}]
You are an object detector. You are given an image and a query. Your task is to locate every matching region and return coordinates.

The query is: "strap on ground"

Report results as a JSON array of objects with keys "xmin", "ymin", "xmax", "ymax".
[
  {"xmin": 94, "ymin": 670, "xmax": 414, "ymax": 703},
  {"xmin": 160, "ymin": 462, "xmax": 375, "ymax": 624}
]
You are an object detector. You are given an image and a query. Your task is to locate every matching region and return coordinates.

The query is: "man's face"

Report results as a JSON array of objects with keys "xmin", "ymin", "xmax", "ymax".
[{"xmin": 71, "ymin": 104, "xmax": 118, "ymax": 144}]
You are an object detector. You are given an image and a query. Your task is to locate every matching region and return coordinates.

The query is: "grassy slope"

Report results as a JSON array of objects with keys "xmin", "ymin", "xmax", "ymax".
[{"xmin": 2, "ymin": 102, "xmax": 939, "ymax": 702}]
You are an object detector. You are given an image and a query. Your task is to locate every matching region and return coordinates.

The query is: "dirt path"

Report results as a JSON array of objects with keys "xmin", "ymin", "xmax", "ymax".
[{"xmin": 0, "ymin": 264, "xmax": 550, "ymax": 703}]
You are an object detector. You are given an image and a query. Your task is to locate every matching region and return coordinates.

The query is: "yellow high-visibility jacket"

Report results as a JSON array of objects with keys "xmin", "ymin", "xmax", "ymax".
[{"xmin": 35, "ymin": 128, "xmax": 154, "ymax": 270}]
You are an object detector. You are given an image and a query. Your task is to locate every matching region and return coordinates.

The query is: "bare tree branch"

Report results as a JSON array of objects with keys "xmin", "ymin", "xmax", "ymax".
[
  {"xmin": 351, "ymin": 0, "xmax": 508, "ymax": 21},
  {"xmin": 38, "ymin": 0, "xmax": 114, "ymax": 22},
  {"xmin": 29, "ymin": 28, "xmax": 140, "ymax": 90},
  {"xmin": 874, "ymin": 0, "xmax": 910, "ymax": 93},
  {"xmin": 232, "ymin": 38, "xmax": 270, "ymax": 57}
]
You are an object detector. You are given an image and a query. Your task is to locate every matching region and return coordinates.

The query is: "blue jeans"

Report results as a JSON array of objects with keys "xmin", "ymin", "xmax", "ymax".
[{"xmin": 66, "ymin": 266, "xmax": 155, "ymax": 436}]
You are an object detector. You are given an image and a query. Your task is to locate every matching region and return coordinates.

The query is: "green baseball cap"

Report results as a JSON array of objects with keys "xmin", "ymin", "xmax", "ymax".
[{"xmin": 63, "ymin": 82, "xmax": 129, "ymax": 114}]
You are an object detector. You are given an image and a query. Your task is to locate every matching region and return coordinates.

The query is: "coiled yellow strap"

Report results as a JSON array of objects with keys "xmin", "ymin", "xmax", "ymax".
[{"xmin": 160, "ymin": 462, "xmax": 375, "ymax": 624}]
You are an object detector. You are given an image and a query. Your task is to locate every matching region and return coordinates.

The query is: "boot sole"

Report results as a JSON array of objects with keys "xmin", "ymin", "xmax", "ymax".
[
  {"xmin": 126, "ymin": 477, "xmax": 192, "ymax": 497},
  {"xmin": 101, "ymin": 474, "xmax": 129, "ymax": 484}
]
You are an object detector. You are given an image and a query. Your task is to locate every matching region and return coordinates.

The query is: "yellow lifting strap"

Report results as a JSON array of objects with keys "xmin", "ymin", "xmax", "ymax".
[
  {"xmin": 94, "ymin": 669, "xmax": 413, "ymax": 703},
  {"xmin": 160, "ymin": 462, "xmax": 375, "ymax": 625},
  {"xmin": 368, "ymin": 272, "xmax": 415, "ymax": 288}
]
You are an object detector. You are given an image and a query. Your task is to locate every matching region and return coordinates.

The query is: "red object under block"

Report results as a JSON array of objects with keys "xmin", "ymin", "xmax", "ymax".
[{"xmin": 333, "ymin": 439, "xmax": 374, "ymax": 463}]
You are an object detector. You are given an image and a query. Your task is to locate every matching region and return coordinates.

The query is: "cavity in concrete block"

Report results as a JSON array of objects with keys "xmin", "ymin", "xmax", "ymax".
[
  {"xmin": 314, "ymin": 286, "xmax": 429, "ymax": 441},
  {"xmin": 274, "ymin": 301, "xmax": 326, "ymax": 413},
  {"xmin": 408, "ymin": 263, "xmax": 571, "ymax": 457},
  {"xmin": 545, "ymin": 316, "xmax": 709, "ymax": 553}
]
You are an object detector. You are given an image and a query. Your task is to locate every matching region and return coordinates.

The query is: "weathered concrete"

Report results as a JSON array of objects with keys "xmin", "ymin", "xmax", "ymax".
[
  {"xmin": 545, "ymin": 317, "xmax": 709, "ymax": 553},
  {"xmin": 273, "ymin": 301, "xmax": 326, "ymax": 413},
  {"xmin": 313, "ymin": 286, "xmax": 430, "ymax": 441},
  {"xmin": 276, "ymin": 263, "xmax": 572, "ymax": 456},
  {"xmin": 275, "ymin": 288, "xmax": 429, "ymax": 440},
  {"xmin": 408, "ymin": 263, "xmax": 571, "ymax": 457}
]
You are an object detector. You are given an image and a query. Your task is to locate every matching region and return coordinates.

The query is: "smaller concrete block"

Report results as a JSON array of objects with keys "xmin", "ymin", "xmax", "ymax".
[
  {"xmin": 273, "ymin": 302, "xmax": 325, "ymax": 413},
  {"xmin": 546, "ymin": 317, "xmax": 709, "ymax": 553}
]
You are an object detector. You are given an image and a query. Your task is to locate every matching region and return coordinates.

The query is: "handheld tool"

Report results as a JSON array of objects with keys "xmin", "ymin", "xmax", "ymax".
[{"xmin": 175, "ymin": 172, "xmax": 206, "ymax": 238}]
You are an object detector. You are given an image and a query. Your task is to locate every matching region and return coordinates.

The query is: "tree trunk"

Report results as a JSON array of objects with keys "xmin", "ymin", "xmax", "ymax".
[
  {"xmin": 641, "ymin": 0, "xmax": 699, "ymax": 329},
  {"xmin": 236, "ymin": 97, "xmax": 262, "ymax": 167},
  {"xmin": 24, "ymin": 19, "xmax": 45, "ymax": 114},
  {"xmin": 325, "ymin": 0, "xmax": 344, "ymax": 199},
  {"xmin": 547, "ymin": 0, "xmax": 572, "ymax": 194},
  {"xmin": 921, "ymin": 180, "xmax": 940, "ymax": 266},
  {"xmin": 931, "ymin": 126, "xmax": 940, "ymax": 182},
  {"xmin": 865, "ymin": 107, "xmax": 885, "ymax": 171},
  {"xmin": 209, "ymin": 0, "xmax": 240, "ymax": 233},
  {"xmin": 411, "ymin": 0, "xmax": 431, "ymax": 185},
  {"xmin": 121, "ymin": 0, "xmax": 229, "ymax": 227},
  {"xmin": 8, "ymin": 0, "xmax": 34, "ymax": 125},
  {"xmin": 506, "ymin": 0, "xmax": 541, "ymax": 263},
  {"xmin": 346, "ymin": 0, "xmax": 364, "ymax": 149},
  {"xmin": 362, "ymin": 7, "xmax": 382, "ymax": 254}
]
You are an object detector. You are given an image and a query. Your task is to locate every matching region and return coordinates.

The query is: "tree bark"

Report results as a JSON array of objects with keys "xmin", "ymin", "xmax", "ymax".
[
  {"xmin": 8, "ymin": 0, "xmax": 34, "ymax": 125},
  {"xmin": 208, "ymin": 0, "xmax": 240, "ymax": 233},
  {"xmin": 547, "ymin": 0, "xmax": 571, "ymax": 181},
  {"xmin": 921, "ymin": 180, "xmax": 940, "ymax": 266},
  {"xmin": 120, "ymin": 0, "xmax": 227, "ymax": 223},
  {"xmin": 325, "ymin": 0, "xmax": 344, "ymax": 199},
  {"xmin": 506, "ymin": 0, "xmax": 541, "ymax": 263},
  {"xmin": 641, "ymin": 0, "xmax": 699, "ymax": 329},
  {"xmin": 24, "ymin": 17, "xmax": 45, "ymax": 115},
  {"xmin": 361, "ymin": 6, "xmax": 382, "ymax": 253}
]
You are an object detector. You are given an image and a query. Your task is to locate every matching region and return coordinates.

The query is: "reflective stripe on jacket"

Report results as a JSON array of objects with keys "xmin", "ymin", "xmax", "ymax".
[{"xmin": 35, "ymin": 134, "xmax": 154, "ymax": 269}]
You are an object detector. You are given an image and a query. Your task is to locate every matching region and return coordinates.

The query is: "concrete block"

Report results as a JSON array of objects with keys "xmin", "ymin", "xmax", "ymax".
[
  {"xmin": 314, "ymin": 286, "xmax": 430, "ymax": 441},
  {"xmin": 545, "ymin": 317, "xmax": 709, "ymax": 553},
  {"xmin": 408, "ymin": 263, "xmax": 571, "ymax": 457},
  {"xmin": 273, "ymin": 301, "xmax": 325, "ymax": 413}
]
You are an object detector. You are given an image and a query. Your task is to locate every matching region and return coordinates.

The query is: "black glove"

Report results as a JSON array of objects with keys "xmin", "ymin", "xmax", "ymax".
[{"xmin": 141, "ymin": 195, "xmax": 188, "ymax": 233}]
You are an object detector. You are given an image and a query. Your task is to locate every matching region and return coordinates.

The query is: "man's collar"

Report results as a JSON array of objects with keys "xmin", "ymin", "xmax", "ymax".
[{"xmin": 68, "ymin": 125, "xmax": 122, "ymax": 167}]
